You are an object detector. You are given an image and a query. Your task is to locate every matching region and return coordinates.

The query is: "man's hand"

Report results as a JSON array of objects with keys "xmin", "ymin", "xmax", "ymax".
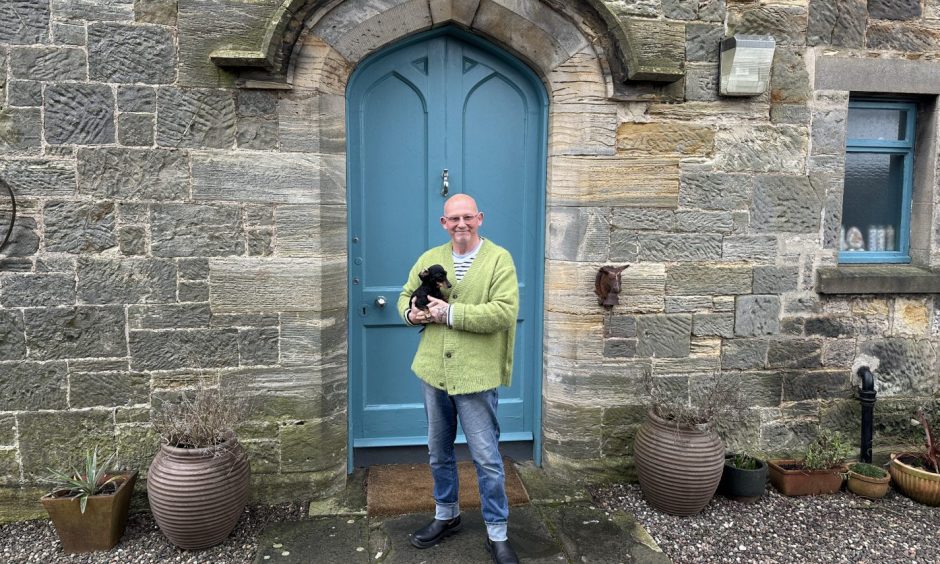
[
  {"xmin": 408, "ymin": 296, "xmax": 431, "ymax": 324},
  {"xmin": 426, "ymin": 297, "xmax": 449, "ymax": 324}
]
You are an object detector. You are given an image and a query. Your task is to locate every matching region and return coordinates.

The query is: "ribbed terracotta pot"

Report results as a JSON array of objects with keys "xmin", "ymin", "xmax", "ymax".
[
  {"xmin": 147, "ymin": 433, "xmax": 250, "ymax": 549},
  {"xmin": 890, "ymin": 453, "xmax": 940, "ymax": 506},
  {"xmin": 633, "ymin": 410, "xmax": 725, "ymax": 516}
]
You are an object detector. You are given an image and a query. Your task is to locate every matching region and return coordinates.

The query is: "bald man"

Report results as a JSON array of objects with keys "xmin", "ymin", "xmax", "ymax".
[{"xmin": 397, "ymin": 194, "xmax": 520, "ymax": 564}]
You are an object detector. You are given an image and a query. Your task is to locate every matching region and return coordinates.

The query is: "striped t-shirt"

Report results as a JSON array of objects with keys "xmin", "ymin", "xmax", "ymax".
[{"xmin": 452, "ymin": 239, "xmax": 483, "ymax": 282}]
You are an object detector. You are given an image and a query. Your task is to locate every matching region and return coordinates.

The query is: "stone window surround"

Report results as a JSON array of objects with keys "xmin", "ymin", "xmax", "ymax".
[{"xmin": 814, "ymin": 54, "xmax": 940, "ymax": 295}]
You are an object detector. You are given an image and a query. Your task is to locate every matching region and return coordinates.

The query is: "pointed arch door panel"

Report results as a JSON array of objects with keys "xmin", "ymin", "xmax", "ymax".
[{"xmin": 348, "ymin": 30, "xmax": 546, "ymax": 451}]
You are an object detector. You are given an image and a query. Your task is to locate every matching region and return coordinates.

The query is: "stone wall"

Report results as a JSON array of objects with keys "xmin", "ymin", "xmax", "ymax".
[{"xmin": 1, "ymin": 0, "xmax": 939, "ymax": 519}]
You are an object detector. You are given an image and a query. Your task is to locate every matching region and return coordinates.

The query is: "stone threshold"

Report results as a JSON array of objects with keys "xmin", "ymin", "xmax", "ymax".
[{"xmin": 816, "ymin": 265, "xmax": 940, "ymax": 294}]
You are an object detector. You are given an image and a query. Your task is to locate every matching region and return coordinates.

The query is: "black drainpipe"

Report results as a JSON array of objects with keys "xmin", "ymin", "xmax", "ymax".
[{"xmin": 857, "ymin": 366, "xmax": 877, "ymax": 463}]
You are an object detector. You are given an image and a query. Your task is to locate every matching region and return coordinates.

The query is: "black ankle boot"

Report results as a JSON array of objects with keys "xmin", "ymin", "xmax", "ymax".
[
  {"xmin": 485, "ymin": 537, "xmax": 519, "ymax": 564},
  {"xmin": 410, "ymin": 516, "xmax": 462, "ymax": 548}
]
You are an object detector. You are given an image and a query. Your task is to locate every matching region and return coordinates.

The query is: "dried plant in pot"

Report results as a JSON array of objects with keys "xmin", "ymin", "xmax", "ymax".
[
  {"xmin": 768, "ymin": 430, "xmax": 851, "ymax": 496},
  {"xmin": 40, "ymin": 447, "xmax": 138, "ymax": 554},
  {"xmin": 719, "ymin": 451, "xmax": 768, "ymax": 504},
  {"xmin": 846, "ymin": 462, "xmax": 890, "ymax": 500},
  {"xmin": 633, "ymin": 374, "xmax": 746, "ymax": 516},
  {"xmin": 148, "ymin": 383, "xmax": 252, "ymax": 550},
  {"xmin": 890, "ymin": 409, "xmax": 940, "ymax": 506}
]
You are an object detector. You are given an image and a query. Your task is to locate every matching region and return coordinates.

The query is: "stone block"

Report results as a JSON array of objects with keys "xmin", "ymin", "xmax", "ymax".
[
  {"xmin": 119, "ymin": 225, "xmax": 147, "ymax": 255},
  {"xmin": 859, "ymin": 338, "xmax": 939, "ymax": 396},
  {"xmin": 0, "ymin": 361, "xmax": 67, "ymax": 411},
  {"xmin": 10, "ymin": 47, "xmax": 86, "ymax": 81},
  {"xmin": 210, "ymin": 258, "xmax": 345, "ymax": 313},
  {"xmin": 212, "ymin": 312, "xmax": 279, "ymax": 328},
  {"xmin": 892, "ymin": 297, "xmax": 930, "ymax": 336},
  {"xmin": 692, "ymin": 313, "xmax": 734, "ymax": 338},
  {"xmin": 279, "ymin": 414, "xmax": 347, "ymax": 473},
  {"xmin": 178, "ymin": 281, "xmax": 209, "ymax": 302},
  {"xmin": 771, "ymin": 104, "xmax": 811, "ymax": 125},
  {"xmin": 608, "ymin": 230, "xmax": 638, "ymax": 262},
  {"xmin": 767, "ymin": 339, "xmax": 822, "ymax": 369},
  {"xmin": 150, "ymin": 203, "xmax": 245, "ymax": 257},
  {"xmin": 753, "ymin": 266, "xmax": 799, "ymax": 294},
  {"xmin": 678, "ymin": 171, "xmax": 751, "ymax": 210},
  {"xmin": 77, "ymin": 257, "xmax": 176, "ymax": 304},
  {"xmin": 117, "ymin": 85, "xmax": 156, "ymax": 112},
  {"xmin": 611, "ymin": 208, "xmax": 674, "ymax": 231},
  {"xmin": 869, "ymin": 0, "xmax": 921, "ymax": 19},
  {"xmin": 728, "ymin": 4, "xmax": 807, "ymax": 46},
  {"xmin": 192, "ymin": 152, "xmax": 344, "ymax": 204},
  {"xmin": 638, "ymin": 233, "xmax": 721, "ymax": 262},
  {"xmin": 242, "ymin": 439, "xmax": 278, "ymax": 474},
  {"xmin": 867, "ymin": 22, "xmax": 940, "ymax": 51},
  {"xmin": 600, "ymin": 404, "xmax": 647, "ymax": 457},
  {"xmin": 719, "ymin": 372, "xmax": 781, "ymax": 407},
  {"xmin": 0, "ymin": 159, "xmax": 74, "ymax": 200},
  {"xmin": 239, "ymin": 327, "xmax": 279, "ymax": 366},
  {"xmin": 276, "ymin": 205, "xmax": 347, "ymax": 258},
  {"xmin": 781, "ymin": 370, "xmax": 851, "ymax": 402},
  {"xmin": 70, "ymin": 371, "xmax": 150, "ymax": 408},
  {"xmin": 114, "ymin": 424, "xmax": 158, "ymax": 473},
  {"xmin": 685, "ymin": 23, "xmax": 722, "ymax": 63},
  {"xmin": 178, "ymin": 258, "xmax": 209, "ymax": 280},
  {"xmin": 666, "ymin": 265, "xmax": 752, "ymax": 296},
  {"xmin": 8, "ymin": 80, "xmax": 42, "ymax": 106},
  {"xmin": 544, "ymin": 357, "xmax": 651, "ymax": 407},
  {"xmin": 0, "ymin": 273, "xmax": 75, "ymax": 307},
  {"xmin": 722, "ymin": 235, "xmax": 777, "ymax": 263},
  {"xmin": 665, "ymin": 296, "xmax": 712, "ymax": 313},
  {"xmin": 52, "ymin": 21, "xmax": 85, "ymax": 45},
  {"xmin": 810, "ymin": 107, "xmax": 847, "ymax": 156},
  {"xmin": 292, "ymin": 36, "xmax": 352, "ymax": 95},
  {"xmin": 0, "ymin": 108, "xmax": 42, "ymax": 156},
  {"xmin": 222, "ymin": 365, "xmax": 345, "ymax": 422},
  {"xmin": 770, "ymin": 48, "xmax": 811, "ymax": 105},
  {"xmin": 0, "ymin": 416, "xmax": 15, "ymax": 445},
  {"xmin": 808, "ymin": 0, "xmax": 865, "ymax": 47},
  {"xmin": 0, "ymin": 310, "xmax": 27, "ymax": 361},
  {"xmin": 44, "ymin": 83, "xmax": 115, "ymax": 145},
  {"xmin": 280, "ymin": 310, "xmax": 346, "ymax": 368},
  {"xmin": 549, "ymin": 156, "xmax": 679, "ymax": 208},
  {"xmin": 684, "ymin": 62, "xmax": 719, "ymax": 102},
  {"xmin": 118, "ymin": 113, "xmax": 154, "ymax": 146},
  {"xmin": 278, "ymin": 91, "xmax": 345, "ymax": 154},
  {"xmin": 543, "ymin": 401, "xmax": 603, "ymax": 459},
  {"xmin": 236, "ymin": 116, "xmax": 278, "ymax": 150},
  {"xmin": 735, "ymin": 295, "xmax": 781, "ymax": 337},
  {"xmin": 51, "ymin": 0, "xmax": 134, "ymax": 21},
  {"xmin": 603, "ymin": 338, "xmax": 637, "ymax": 358},
  {"xmin": 713, "ymin": 125, "xmax": 807, "ymax": 173},
  {"xmin": 675, "ymin": 210, "xmax": 733, "ymax": 233},
  {"xmin": 721, "ymin": 338, "xmax": 767, "ymax": 370},
  {"xmin": 550, "ymin": 103, "xmax": 617, "ymax": 156},
  {"xmin": 78, "ymin": 147, "xmax": 188, "ymax": 200},
  {"xmin": 128, "ymin": 303, "xmax": 211, "ymax": 330},
  {"xmin": 18, "ymin": 410, "xmax": 115, "ymax": 480},
  {"xmin": 759, "ymin": 414, "xmax": 819, "ymax": 454},
  {"xmin": 1, "ymin": 0, "xmax": 50, "ymax": 44},
  {"xmin": 605, "ymin": 315, "xmax": 637, "ymax": 339},
  {"xmin": 135, "ymin": 0, "xmax": 178, "ymax": 25},
  {"xmin": 44, "ymin": 201, "xmax": 117, "ymax": 253},
  {"xmin": 118, "ymin": 203, "xmax": 150, "ymax": 224},
  {"xmin": 636, "ymin": 314, "xmax": 692, "ymax": 358},
  {"xmin": 616, "ymin": 122, "xmax": 715, "ymax": 157},
  {"xmin": 129, "ymin": 328, "xmax": 239, "ymax": 370},
  {"xmin": 246, "ymin": 230, "xmax": 273, "ymax": 256},
  {"xmin": 25, "ymin": 306, "xmax": 126, "ymax": 360},
  {"xmin": 821, "ymin": 338, "xmax": 856, "ymax": 367},
  {"xmin": 156, "ymin": 87, "xmax": 236, "ymax": 149}
]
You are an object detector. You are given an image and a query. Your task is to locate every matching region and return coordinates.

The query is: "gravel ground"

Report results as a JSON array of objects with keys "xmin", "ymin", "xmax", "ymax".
[
  {"xmin": 0, "ymin": 502, "xmax": 308, "ymax": 564},
  {"xmin": 591, "ymin": 483, "xmax": 940, "ymax": 564}
]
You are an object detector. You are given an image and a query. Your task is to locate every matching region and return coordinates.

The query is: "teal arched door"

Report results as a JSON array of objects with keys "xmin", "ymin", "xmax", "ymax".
[{"xmin": 347, "ymin": 28, "xmax": 546, "ymax": 463}]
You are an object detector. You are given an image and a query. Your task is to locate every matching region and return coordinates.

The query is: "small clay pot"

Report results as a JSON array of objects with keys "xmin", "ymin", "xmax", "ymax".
[
  {"xmin": 889, "ymin": 453, "xmax": 940, "ymax": 506},
  {"xmin": 846, "ymin": 465, "xmax": 890, "ymax": 500},
  {"xmin": 767, "ymin": 459, "xmax": 846, "ymax": 496}
]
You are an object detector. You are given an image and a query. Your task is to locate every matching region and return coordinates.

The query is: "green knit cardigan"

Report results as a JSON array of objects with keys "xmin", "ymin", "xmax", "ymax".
[{"xmin": 397, "ymin": 239, "xmax": 519, "ymax": 395}]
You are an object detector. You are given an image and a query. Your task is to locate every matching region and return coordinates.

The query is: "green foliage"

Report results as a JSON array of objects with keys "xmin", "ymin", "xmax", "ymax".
[
  {"xmin": 803, "ymin": 430, "xmax": 851, "ymax": 471},
  {"xmin": 728, "ymin": 452, "xmax": 763, "ymax": 470},
  {"xmin": 849, "ymin": 462, "xmax": 888, "ymax": 479},
  {"xmin": 45, "ymin": 447, "xmax": 122, "ymax": 514}
]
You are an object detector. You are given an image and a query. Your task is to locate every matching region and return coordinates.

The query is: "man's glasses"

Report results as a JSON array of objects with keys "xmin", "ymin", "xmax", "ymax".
[{"xmin": 443, "ymin": 214, "xmax": 479, "ymax": 224}]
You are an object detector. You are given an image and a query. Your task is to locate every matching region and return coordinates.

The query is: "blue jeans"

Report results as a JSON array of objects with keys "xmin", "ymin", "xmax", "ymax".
[{"xmin": 422, "ymin": 381, "xmax": 509, "ymax": 542}]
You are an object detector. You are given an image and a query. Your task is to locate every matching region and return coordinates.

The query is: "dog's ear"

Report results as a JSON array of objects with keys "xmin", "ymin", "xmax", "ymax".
[{"xmin": 419, "ymin": 268, "xmax": 430, "ymax": 281}]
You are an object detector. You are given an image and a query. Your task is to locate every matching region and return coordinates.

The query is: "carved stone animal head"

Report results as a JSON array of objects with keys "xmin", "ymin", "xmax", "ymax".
[{"xmin": 595, "ymin": 265, "xmax": 628, "ymax": 309}]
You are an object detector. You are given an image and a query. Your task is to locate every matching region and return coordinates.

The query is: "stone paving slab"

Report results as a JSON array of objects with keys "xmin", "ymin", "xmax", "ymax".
[
  {"xmin": 254, "ymin": 516, "xmax": 370, "ymax": 564},
  {"xmin": 536, "ymin": 503, "xmax": 671, "ymax": 563}
]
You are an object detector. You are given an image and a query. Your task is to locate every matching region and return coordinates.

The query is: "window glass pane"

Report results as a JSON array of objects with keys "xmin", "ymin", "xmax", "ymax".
[
  {"xmin": 846, "ymin": 107, "xmax": 907, "ymax": 141},
  {"xmin": 841, "ymin": 153, "xmax": 904, "ymax": 252}
]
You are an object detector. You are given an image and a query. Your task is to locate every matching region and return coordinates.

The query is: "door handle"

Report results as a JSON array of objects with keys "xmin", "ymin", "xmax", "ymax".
[
  {"xmin": 375, "ymin": 296, "xmax": 387, "ymax": 308},
  {"xmin": 441, "ymin": 169, "xmax": 449, "ymax": 197}
]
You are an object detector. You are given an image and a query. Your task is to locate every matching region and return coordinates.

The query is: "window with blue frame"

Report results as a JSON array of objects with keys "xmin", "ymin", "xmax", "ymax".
[{"xmin": 839, "ymin": 100, "xmax": 915, "ymax": 264}]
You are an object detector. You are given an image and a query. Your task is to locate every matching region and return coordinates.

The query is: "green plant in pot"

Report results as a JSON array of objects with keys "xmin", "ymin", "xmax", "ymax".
[
  {"xmin": 633, "ymin": 374, "xmax": 746, "ymax": 516},
  {"xmin": 148, "ymin": 382, "xmax": 251, "ymax": 550},
  {"xmin": 719, "ymin": 450, "xmax": 768, "ymax": 503},
  {"xmin": 846, "ymin": 462, "xmax": 890, "ymax": 500},
  {"xmin": 889, "ymin": 409, "xmax": 940, "ymax": 506},
  {"xmin": 40, "ymin": 447, "xmax": 138, "ymax": 554},
  {"xmin": 768, "ymin": 430, "xmax": 851, "ymax": 496}
]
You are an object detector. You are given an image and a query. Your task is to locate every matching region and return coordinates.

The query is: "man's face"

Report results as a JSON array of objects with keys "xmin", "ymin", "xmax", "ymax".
[{"xmin": 440, "ymin": 198, "xmax": 483, "ymax": 246}]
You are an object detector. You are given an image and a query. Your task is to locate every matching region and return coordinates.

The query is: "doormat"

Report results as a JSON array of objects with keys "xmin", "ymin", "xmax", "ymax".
[{"xmin": 366, "ymin": 458, "xmax": 529, "ymax": 517}]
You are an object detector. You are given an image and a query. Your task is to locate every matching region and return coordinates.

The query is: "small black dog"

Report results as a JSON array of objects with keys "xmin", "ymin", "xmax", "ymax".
[{"xmin": 411, "ymin": 264, "xmax": 451, "ymax": 313}]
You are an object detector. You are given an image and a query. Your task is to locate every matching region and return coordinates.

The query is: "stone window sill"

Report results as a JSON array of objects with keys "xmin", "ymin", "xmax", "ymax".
[{"xmin": 816, "ymin": 265, "xmax": 940, "ymax": 294}]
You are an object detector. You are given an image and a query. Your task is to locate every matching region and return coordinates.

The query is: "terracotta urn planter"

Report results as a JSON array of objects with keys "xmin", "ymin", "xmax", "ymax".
[
  {"xmin": 633, "ymin": 410, "xmax": 725, "ymax": 515},
  {"xmin": 41, "ymin": 471, "xmax": 138, "ymax": 554},
  {"xmin": 767, "ymin": 459, "xmax": 846, "ymax": 496},
  {"xmin": 846, "ymin": 465, "xmax": 890, "ymax": 500},
  {"xmin": 147, "ymin": 433, "xmax": 250, "ymax": 549},
  {"xmin": 889, "ymin": 453, "xmax": 940, "ymax": 506},
  {"xmin": 719, "ymin": 456, "xmax": 768, "ymax": 503}
]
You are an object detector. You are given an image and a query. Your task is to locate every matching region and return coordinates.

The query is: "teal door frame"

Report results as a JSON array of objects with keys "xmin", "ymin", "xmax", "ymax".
[{"xmin": 346, "ymin": 26, "xmax": 547, "ymax": 469}]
